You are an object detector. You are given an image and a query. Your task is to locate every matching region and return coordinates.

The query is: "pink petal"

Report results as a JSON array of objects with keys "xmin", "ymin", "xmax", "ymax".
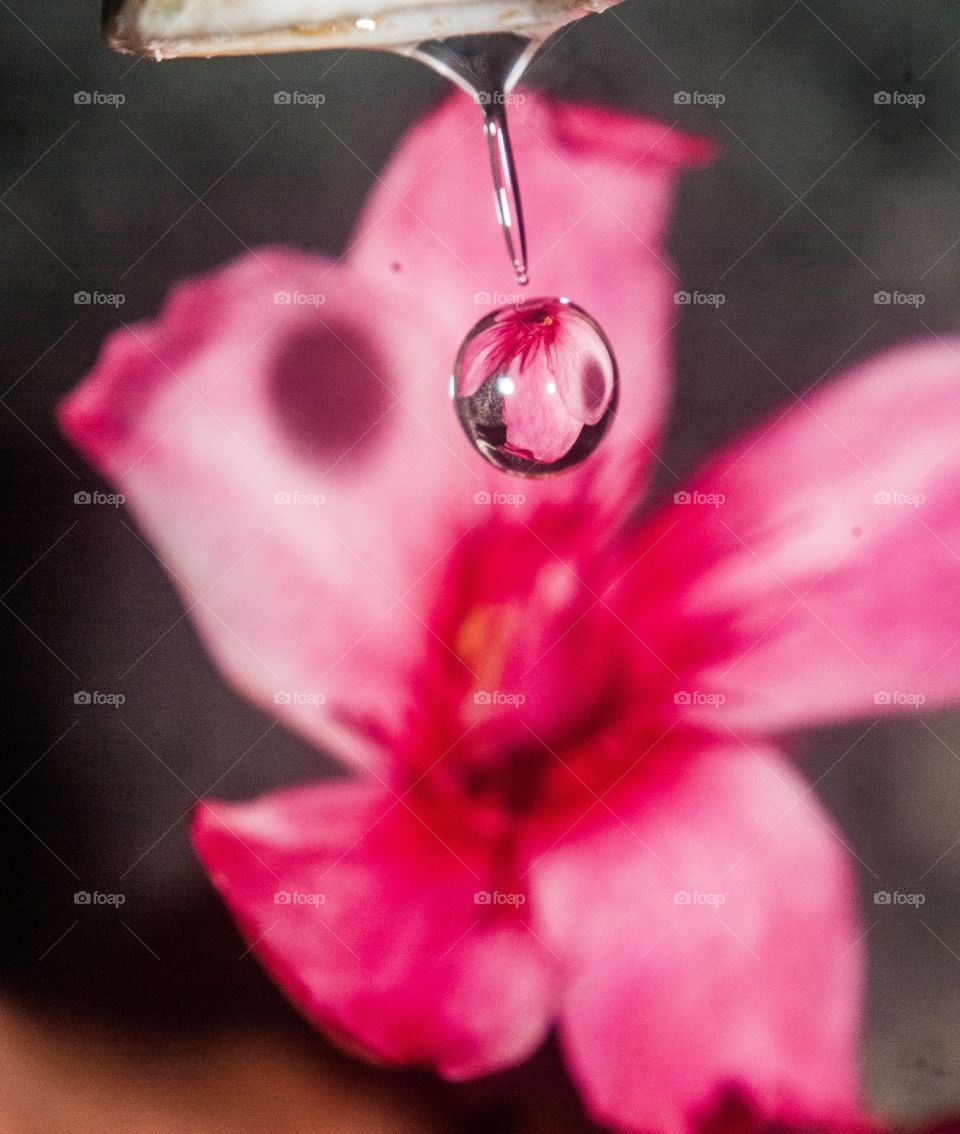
[
  {"xmin": 497, "ymin": 305, "xmax": 618, "ymax": 463},
  {"xmin": 553, "ymin": 312, "xmax": 617, "ymax": 427},
  {"xmin": 192, "ymin": 778, "xmax": 559, "ymax": 1077},
  {"xmin": 60, "ymin": 249, "xmax": 471, "ymax": 773},
  {"xmin": 532, "ymin": 743, "xmax": 863, "ymax": 1134},
  {"xmin": 499, "ymin": 370, "xmax": 584, "ymax": 464},
  {"xmin": 624, "ymin": 337, "xmax": 960, "ymax": 730},
  {"xmin": 352, "ymin": 92, "xmax": 713, "ymax": 517}
]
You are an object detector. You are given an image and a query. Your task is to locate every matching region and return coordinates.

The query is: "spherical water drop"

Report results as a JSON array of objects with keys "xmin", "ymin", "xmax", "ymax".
[{"xmin": 453, "ymin": 297, "xmax": 618, "ymax": 477}]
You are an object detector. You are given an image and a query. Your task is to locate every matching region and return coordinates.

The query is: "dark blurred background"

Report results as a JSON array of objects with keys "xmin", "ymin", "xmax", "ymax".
[{"xmin": 2, "ymin": 0, "xmax": 960, "ymax": 1128}]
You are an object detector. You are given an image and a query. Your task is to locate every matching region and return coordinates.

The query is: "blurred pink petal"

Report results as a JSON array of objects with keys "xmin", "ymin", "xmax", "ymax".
[
  {"xmin": 61, "ymin": 251, "xmax": 452, "ymax": 774},
  {"xmin": 620, "ymin": 338, "xmax": 960, "ymax": 732},
  {"xmin": 193, "ymin": 779, "xmax": 559, "ymax": 1077},
  {"xmin": 533, "ymin": 744, "xmax": 862, "ymax": 1134}
]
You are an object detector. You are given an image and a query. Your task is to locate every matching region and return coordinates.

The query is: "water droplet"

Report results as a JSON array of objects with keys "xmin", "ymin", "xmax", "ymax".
[
  {"xmin": 410, "ymin": 34, "xmax": 542, "ymax": 285},
  {"xmin": 453, "ymin": 297, "xmax": 618, "ymax": 477}
]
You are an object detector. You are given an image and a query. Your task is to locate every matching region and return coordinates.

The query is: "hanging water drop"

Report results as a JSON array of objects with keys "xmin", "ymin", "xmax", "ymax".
[
  {"xmin": 413, "ymin": 34, "xmax": 622, "ymax": 475},
  {"xmin": 411, "ymin": 33, "xmax": 540, "ymax": 285},
  {"xmin": 453, "ymin": 297, "xmax": 618, "ymax": 476}
]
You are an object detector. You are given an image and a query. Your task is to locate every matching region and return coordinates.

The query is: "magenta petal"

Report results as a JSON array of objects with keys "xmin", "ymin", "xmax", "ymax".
[
  {"xmin": 497, "ymin": 306, "xmax": 618, "ymax": 462},
  {"xmin": 500, "ymin": 366, "xmax": 584, "ymax": 464},
  {"xmin": 632, "ymin": 337, "xmax": 960, "ymax": 730},
  {"xmin": 532, "ymin": 744, "xmax": 863, "ymax": 1134},
  {"xmin": 192, "ymin": 778, "xmax": 560, "ymax": 1077}
]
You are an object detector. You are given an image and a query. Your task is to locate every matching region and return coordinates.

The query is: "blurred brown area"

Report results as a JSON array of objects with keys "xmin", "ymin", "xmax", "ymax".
[
  {"xmin": 0, "ymin": 1000, "xmax": 603, "ymax": 1134},
  {"xmin": 0, "ymin": 1000, "xmax": 438, "ymax": 1134}
]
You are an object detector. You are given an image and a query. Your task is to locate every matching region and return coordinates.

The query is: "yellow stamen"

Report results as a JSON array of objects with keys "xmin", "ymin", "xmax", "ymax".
[{"xmin": 455, "ymin": 603, "xmax": 522, "ymax": 692}]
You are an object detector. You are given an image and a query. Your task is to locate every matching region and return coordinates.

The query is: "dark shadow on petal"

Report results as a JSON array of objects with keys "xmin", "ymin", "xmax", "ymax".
[{"xmin": 267, "ymin": 321, "xmax": 391, "ymax": 468}]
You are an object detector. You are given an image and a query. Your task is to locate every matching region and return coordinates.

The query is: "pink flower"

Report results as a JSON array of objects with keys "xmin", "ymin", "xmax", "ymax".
[{"xmin": 59, "ymin": 92, "xmax": 960, "ymax": 1133}]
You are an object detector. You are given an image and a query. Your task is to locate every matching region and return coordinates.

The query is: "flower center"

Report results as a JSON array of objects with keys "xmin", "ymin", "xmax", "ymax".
[{"xmin": 399, "ymin": 517, "xmax": 665, "ymax": 856}]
